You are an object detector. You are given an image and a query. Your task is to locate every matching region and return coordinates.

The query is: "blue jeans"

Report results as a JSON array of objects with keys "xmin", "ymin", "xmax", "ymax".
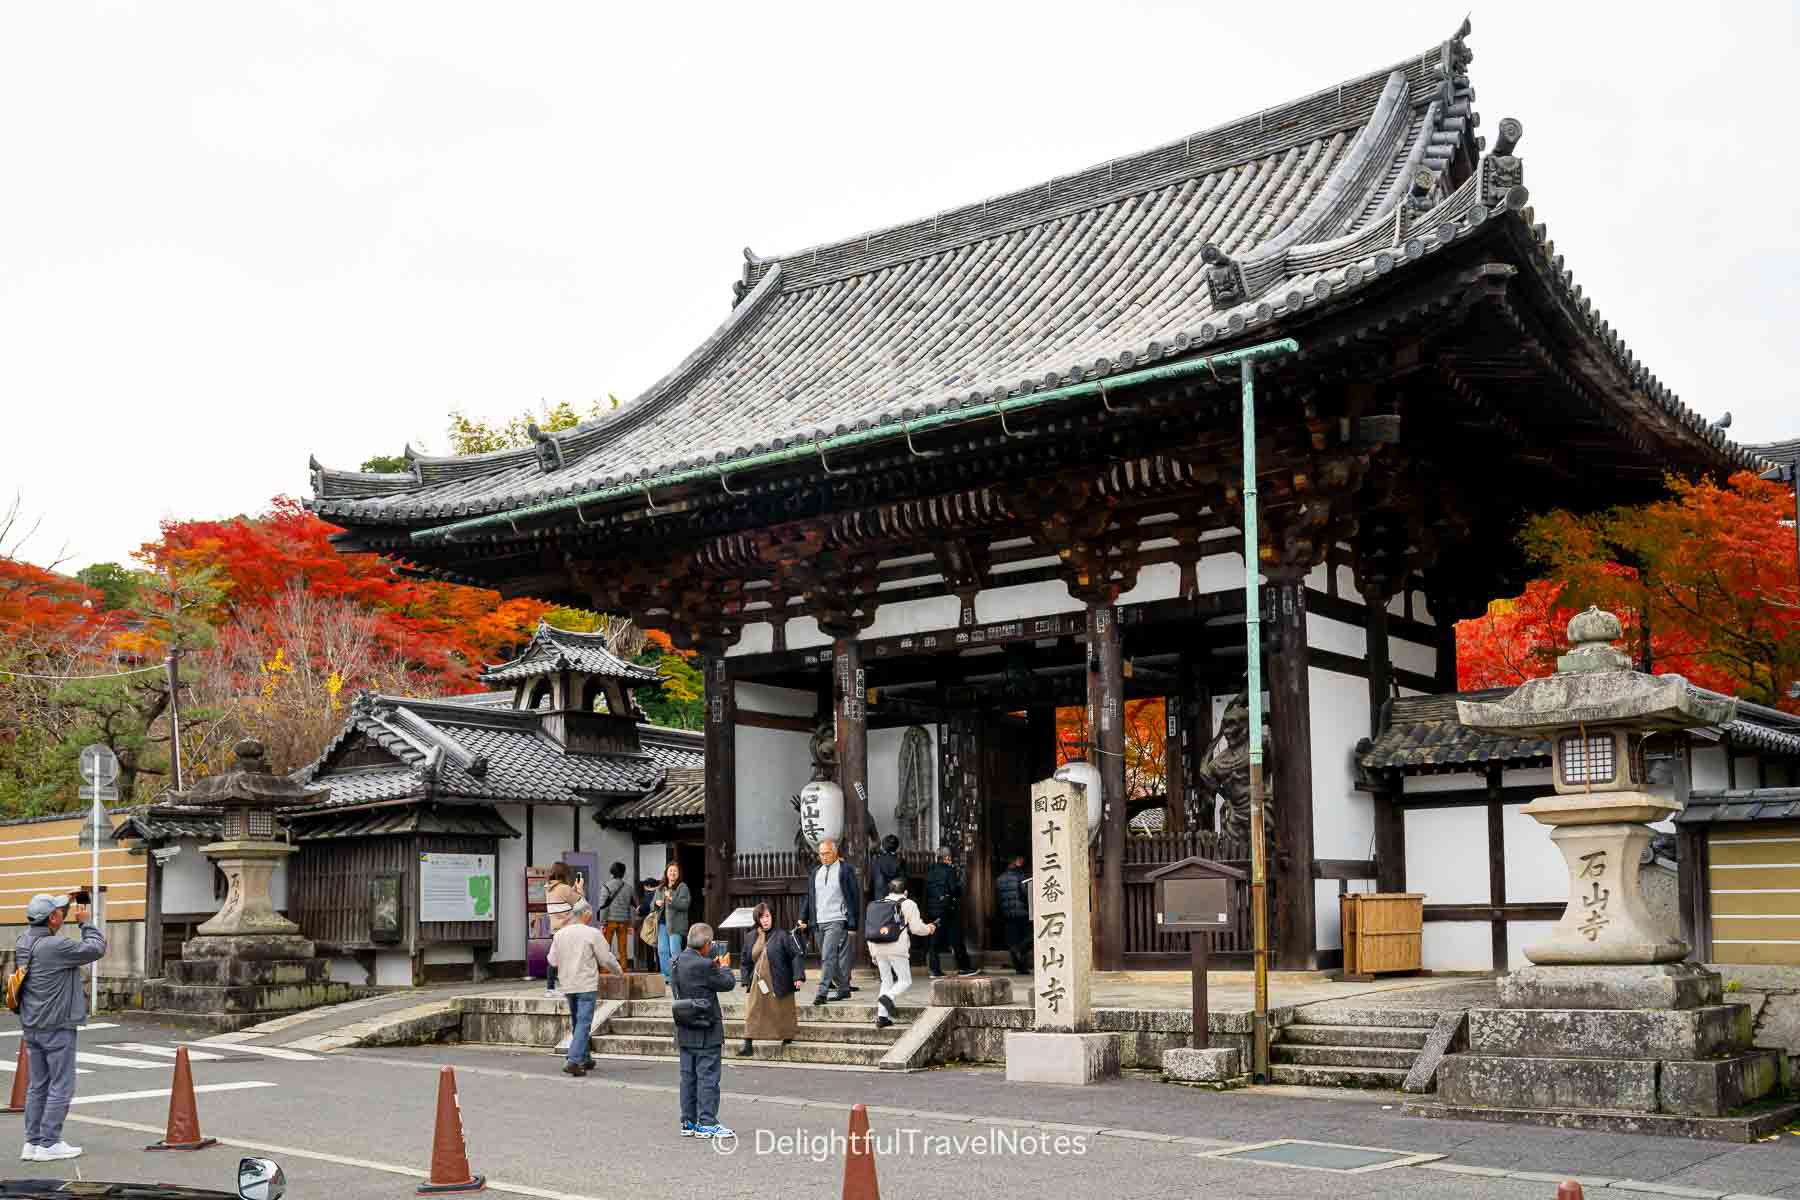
[
  {"xmin": 565, "ymin": 991, "xmax": 596, "ymax": 1067},
  {"xmin": 22, "ymin": 1027, "xmax": 77, "ymax": 1147},
  {"xmin": 679, "ymin": 1045, "xmax": 722, "ymax": 1127},
  {"xmin": 815, "ymin": 921, "xmax": 849, "ymax": 996},
  {"xmin": 659, "ymin": 926, "xmax": 683, "ymax": 981}
]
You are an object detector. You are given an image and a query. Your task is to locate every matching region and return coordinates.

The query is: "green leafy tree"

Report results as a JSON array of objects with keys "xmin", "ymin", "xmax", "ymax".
[
  {"xmin": 444, "ymin": 396, "xmax": 618, "ymax": 455},
  {"xmin": 359, "ymin": 454, "xmax": 409, "ymax": 474},
  {"xmin": 74, "ymin": 562, "xmax": 142, "ymax": 612}
]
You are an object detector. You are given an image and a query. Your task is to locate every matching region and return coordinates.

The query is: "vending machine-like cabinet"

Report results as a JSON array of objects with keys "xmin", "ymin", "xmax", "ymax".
[{"xmin": 525, "ymin": 864, "xmax": 553, "ymax": 979}]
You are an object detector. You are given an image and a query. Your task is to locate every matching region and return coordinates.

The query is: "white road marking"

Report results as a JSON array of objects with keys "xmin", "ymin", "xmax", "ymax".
[
  {"xmin": 71, "ymin": 1079, "xmax": 274, "ymax": 1105},
  {"xmin": 68, "ymin": 1112, "xmax": 607, "ymax": 1199},
  {"xmin": 0, "ymin": 1022, "xmax": 118, "ymax": 1037},
  {"xmin": 108, "ymin": 1042, "xmax": 226, "ymax": 1061},
  {"xmin": 0, "ymin": 1058, "xmax": 91, "ymax": 1075},
  {"xmin": 179, "ymin": 1040, "xmax": 316, "ymax": 1061},
  {"xmin": 73, "ymin": 1050, "xmax": 167, "ymax": 1069}
]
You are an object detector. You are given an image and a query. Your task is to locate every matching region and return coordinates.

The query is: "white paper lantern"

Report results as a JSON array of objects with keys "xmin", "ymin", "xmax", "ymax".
[
  {"xmin": 797, "ymin": 780, "xmax": 844, "ymax": 851},
  {"xmin": 1052, "ymin": 761, "xmax": 1105, "ymax": 843}
]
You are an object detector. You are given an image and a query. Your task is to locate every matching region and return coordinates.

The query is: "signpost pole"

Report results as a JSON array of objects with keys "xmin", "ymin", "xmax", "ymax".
[
  {"xmin": 1241, "ymin": 361, "xmax": 1271, "ymax": 1082},
  {"xmin": 90, "ymin": 787, "xmax": 101, "ymax": 1013},
  {"xmin": 1190, "ymin": 933, "xmax": 1209, "ymax": 1050}
]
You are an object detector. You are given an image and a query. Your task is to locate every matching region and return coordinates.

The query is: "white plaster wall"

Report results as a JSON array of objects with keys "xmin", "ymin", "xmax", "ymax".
[
  {"xmin": 1404, "ymin": 807, "xmax": 1488, "ymax": 904},
  {"xmin": 1503, "ymin": 768, "xmax": 1554, "ymax": 789},
  {"xmin": 1732, "ymin": 755, "xmax": 1761, "ymax": 787},
  {"xmin": 495, "ymin": 804, "xmax": 528, "ymax": 964},
  {"xmin": 1503, "ymin": 803, "xmax": 1566, "ymax": 903},
  {"xmin": 423, "ymin": 945, "xmax": 474, "ymax": 965},
  {"xmin": 269, "ymin": 856, "xmax": 288, "ymax": 911},
  {"xmin": 1691, "ymin": 744, "xmax": 1730, "ymax": 789},
  {"xmin": 374, "ymin": 950, "xmax": 413, "ymax": 987},
  {"xmin": 1306, "ymin": 613, "xmax": 1365, "ymax": 658},
  {"xmin": 866, "ymin": 725, "xmax": 934, "ymax": 843},
  {"xmin": 1423, "ymin": 921, "xmax": 1491, "ymax": 971},
  {"xmin": 638, "ymin": 843, "xmax": 669, "ymax": 880},
  {"xmin": 736, "ymin": 683, "xmax": 815, "ymax": 718},
  {"xmin": 326, "ymin": 956, "xmax": 366, "ymax": 985},
  {"xmin": 1308, "ymin": 667, "xmax": 1375, "ymax": 950},
  {"xmin": 863, "ymin": 594, "xmax": 961, "ymax": 640},
  {"xmin": 586, "ymin": 824, "xmax": 636, "ymax": 880},
  {"xmin": 784, "ymin": 616, "xmax": 830, "ymax": 652},
  {"xmin": 1404, "ymin": 770, "xmax": 1486, "ymax": 795},
  {"xmin": 1390, "ymin": 637, "xmax": 1437, "ymax": 678},
  {"xmin": 728, "ymin": 623, "xmax": 774, "ymax": 657},
  {"xmin": 736, "ymin": 727, "xmax": 813, "ymax": 851},
  {"xmin": 1194, "ymin": 553, "xmax": 1245, "ymax": 594},
  {"xmin": 159, "ymin": 840, "xmax": 218, "ymax": 914},
  {"xmin": 1306, "ymin": 564, "xmax": 1330, "ymax": 591},
  {"xmin": 1335, "ymin": 566, "xmax": 1362, "ymax": 603},
  {"xmin": 533, "ymin": 806, "xmax": 576, "ymax": 862},
  {"xmin": 1410, "ymin": 591, "xmax": 1435, "ymax": 626},
  {"xmin": 1507, "ymin": 921, "xmax": 1557, "ymax": 969},
  {"xmin": 975, "ymin": 578, "xmax": 1082, "ymax": 624},
  {"xmin": 1116, "ymin": 561, "xmax": 1180, "ymax": 607}
]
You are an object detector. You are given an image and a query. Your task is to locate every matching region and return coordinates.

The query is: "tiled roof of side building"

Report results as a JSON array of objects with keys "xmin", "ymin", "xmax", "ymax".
[
  {"xmin": 1676, "ymin": 787, "xmax": 1800, "ymax": 825},
  {"xmin": 305, "ymin": 22, "xmax": 1761, "ymax": 535},
  {"xmin": 479, "ymin": 621, "xmax": 661, "ymax": 687}
]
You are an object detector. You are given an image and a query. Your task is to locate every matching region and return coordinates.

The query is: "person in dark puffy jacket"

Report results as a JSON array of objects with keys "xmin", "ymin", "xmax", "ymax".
[
  {"xmin": 995, "ymin": 855, "xmax": 1031, "ymax": 974},
  {"xmin": 867, "ymin": 835, "xmax": 902, "ymax": 907},
  {"xmin": 924, "ymin": 845, "xmax": 977, "ymax": 977}
]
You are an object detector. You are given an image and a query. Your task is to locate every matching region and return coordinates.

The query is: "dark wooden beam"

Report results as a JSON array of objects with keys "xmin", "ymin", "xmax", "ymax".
[
  {"xmin": 1396, "ymin": 784, "xmax": 1547, "ymax": 809},
  {"xmin": 1267, "ymin": 575, "xmax": 1318, "ymax": 971},
  {"xmin": 1366, "ymin": 593, "xmax": 1392, "ymax": 737},
  {"xmin": 1373, "ymin": 782, "xmax": 1406, "ymax": 892},
  {"xmin": 1425, "ymin": 902, "xmax": 1563, "ymax": 922},
  {"xmin": 1312, "ymin": 859, "xmax": 1379, "ymax": 880},
  {"xmin": 1487, "ymin": 765, "xmax": 1508, "ymax": 970},
  {"xmin": 702, "ymin": 653, "xmax": 737, "ymax": 928},
  {"xmin": 733, "ymin": 708, "xmax": 815, "ymax": 733},
  {"xmin": 1089, "ymin": 601, "xmax": 1127, "ymax": 972},
  {"xmin": 1306, "ymin": 647, "xmax": 1437, "ymax": 694}
]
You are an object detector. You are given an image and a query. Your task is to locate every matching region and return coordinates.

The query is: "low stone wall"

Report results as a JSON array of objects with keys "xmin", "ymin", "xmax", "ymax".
[
  {"xmin": 1713, "ymin": 963, "xmax": 1800, "ymax": 1077},
  {"xmin": 942, "ymin": 1005, "xmax": 1291, "ymax": 1069}
]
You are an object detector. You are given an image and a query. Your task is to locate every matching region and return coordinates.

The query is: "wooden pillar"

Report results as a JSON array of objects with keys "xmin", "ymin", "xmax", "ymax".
[
  {"xmin": 1365, "ymin": 590, "xmax": 1393, "ymax": 735},
  {"xmin": 1486, "ymin": 765, "xmax": 1508, "ymax": 970},
  {"xmin": 1027, "ymin": 705, "xmax": 1058, "ymax": 783},
  {"xmin": 834, "ymin": 635, "xmax": 870, "ymax": 887},
  {"xmin": 702, "ymin": 652, "xmax": 737, "ymax": 928},
  {"xmin": 1265, "ymin": 574, "xmax": 1317, "ymax": 971},
  {"xmin": 1088, "ymin": 601, "xmax": 1127, "ymax": 972},
  {"xmin": 1373, "ymin": 784, "xmax": 1406, "ymax": 892},
  {"xmin": 144, "ymin": 845, "xmax": 165, "ymax": 978},
  {"xmin": 1166, "ymin": 651, "xmax": 1209, "ymax": 836},
  {"xmin": 1432, "ymin": 594, "xmax": 1459, "ymax": 693}
]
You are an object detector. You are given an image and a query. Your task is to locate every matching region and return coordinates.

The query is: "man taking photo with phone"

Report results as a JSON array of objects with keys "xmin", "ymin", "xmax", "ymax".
[{"xmin": 14, "ymin": 892, "xmax": 106, "ymax": 1162}]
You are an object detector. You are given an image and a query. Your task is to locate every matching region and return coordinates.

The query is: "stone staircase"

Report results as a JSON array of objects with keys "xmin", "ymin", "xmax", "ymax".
[
  {"xmin": 594, "ymin": 996, "xmax": 925, "ymax": 1068},
  {"xmin": 1269, "ymin": 1006, "xmax": 1436, "ymax": 1088}
]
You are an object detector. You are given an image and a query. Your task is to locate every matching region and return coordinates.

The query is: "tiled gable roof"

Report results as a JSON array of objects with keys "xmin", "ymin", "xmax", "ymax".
[
  {"xmin": 479, "ymin": 621, "xmax": 661, "ymax": 687},
  {"xmin": 602, "ymin": 766, "xmax": 705, "ymax": 827}
]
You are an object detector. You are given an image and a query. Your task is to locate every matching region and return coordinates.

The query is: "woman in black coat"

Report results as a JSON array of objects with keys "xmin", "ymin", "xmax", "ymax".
[{"xmin": 738, "ymin": 902, "xmax": 805, "ymax": 1056}]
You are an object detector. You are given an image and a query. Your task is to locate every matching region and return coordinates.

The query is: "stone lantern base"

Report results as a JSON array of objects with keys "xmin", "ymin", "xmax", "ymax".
[{"xmin": 1418, "ymin": 962, "xmax": 1798, "ymax": 1137}]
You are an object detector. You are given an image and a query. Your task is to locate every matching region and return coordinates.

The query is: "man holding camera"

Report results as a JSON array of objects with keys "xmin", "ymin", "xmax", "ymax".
[
  {"xmin": 670, "ymin": 923, "xmax": 736, "ymax": 1140},
  {"xmin": 15, "ymin": 892, "xmax": 107, "ymax": 1162}
]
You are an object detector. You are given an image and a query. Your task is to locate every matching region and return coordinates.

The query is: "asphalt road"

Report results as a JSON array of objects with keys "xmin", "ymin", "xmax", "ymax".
[{"xmin": 0, "ymin": 1012, "xmax": 1795, "ymax": 1199}]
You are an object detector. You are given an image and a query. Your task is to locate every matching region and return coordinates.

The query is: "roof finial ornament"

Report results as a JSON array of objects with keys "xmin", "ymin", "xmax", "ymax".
[
  {"xmin": 1557, "ymin": 606, "xmax": 1632, "ymax": 674},
  {"xmin": 528, "ymin": 422, "xmax": 565, "ymax": 474},
  {"xmin": 1200, "ymin": 243, "xmax": 1246, "ymax": 309},
  {"xmin": 1492, "ymin": 117, "xmax": 1523, "ymax": 157}
]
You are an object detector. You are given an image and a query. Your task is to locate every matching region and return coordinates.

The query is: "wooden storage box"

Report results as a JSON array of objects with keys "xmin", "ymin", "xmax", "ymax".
[{"xmin": 1340, "ymin": 892, "xmax": 1424, "ymax": 978}]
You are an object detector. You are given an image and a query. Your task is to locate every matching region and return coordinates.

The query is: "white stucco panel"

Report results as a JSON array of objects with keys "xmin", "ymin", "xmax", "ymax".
[{"xmin": 1404, "ymin": 806, "xmax": 1488, "ymax": 904}]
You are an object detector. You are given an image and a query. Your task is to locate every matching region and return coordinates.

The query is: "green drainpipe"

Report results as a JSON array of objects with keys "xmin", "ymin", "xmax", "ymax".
[{"xmin": 411, "ymin": 338, "xmax": 1301, "ymax": 546}]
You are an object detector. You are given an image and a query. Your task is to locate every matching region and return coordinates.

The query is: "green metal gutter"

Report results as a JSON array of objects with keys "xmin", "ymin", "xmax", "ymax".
[{"xmin": 412, "ymin": 337, "xmax": 1300, "ymax": 546}]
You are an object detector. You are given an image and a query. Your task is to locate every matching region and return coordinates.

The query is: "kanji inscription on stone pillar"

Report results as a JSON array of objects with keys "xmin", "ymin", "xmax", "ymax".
[{"xmin": 1030, "ymin": 777, "xmax": 1092, "ymax": 1033}]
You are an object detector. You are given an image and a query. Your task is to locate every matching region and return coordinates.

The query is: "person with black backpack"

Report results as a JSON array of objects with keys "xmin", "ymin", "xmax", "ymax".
[
  {"xmin": 924, "ymin": 844, "xmax": 978, "ymax": 978},
  {"xmin": 863, "ymin": 877, "xmax": 934, "ymax": 1029}
]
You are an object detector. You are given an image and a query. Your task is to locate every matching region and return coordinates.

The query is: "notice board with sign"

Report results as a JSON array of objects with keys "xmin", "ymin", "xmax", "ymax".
[{"xmin": 419, "ymin": 852, "xmax": 497, "ymax": 924}]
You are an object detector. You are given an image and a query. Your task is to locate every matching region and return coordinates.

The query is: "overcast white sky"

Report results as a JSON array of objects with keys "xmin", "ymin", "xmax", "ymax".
[{"xmin": 3, "ymin": 2, "xmax": 1796, "ymax": 572}]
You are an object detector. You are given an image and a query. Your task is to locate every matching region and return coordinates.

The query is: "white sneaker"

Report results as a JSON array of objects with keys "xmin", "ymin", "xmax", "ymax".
[
  {"xmin": 39, "ymin": 1142, "xmax": 81, "ymax": 1160},
  {"xmin": 20, "ymin": 1143, "xmax": 41, "ymax": 1162}
]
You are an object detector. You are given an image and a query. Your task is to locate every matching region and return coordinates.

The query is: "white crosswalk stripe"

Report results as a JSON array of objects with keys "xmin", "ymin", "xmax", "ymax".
[
  {"xmin": 0, "ymin": 1023, "xmax": 118, "ymax": 1038},
  {"xmin": 0, "ymin": 1057, "xmax": 91, "ymax": 1075},
  {"xmin": 182, "ymin": 1040, "xmax": 317, "ymax": 1061},
  {"xmin": 108, "ymin": 1042, "xmax": 226, "ymax": 1061},
  {"xmin": 73, "ymin": 1050, "xmax": 167, "ymax": 1069}
]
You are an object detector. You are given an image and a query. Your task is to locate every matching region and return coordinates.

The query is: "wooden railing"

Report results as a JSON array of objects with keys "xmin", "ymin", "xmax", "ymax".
[{"xmin": 730, "ymin": 848, "xmax": 936, "ymax": 883}]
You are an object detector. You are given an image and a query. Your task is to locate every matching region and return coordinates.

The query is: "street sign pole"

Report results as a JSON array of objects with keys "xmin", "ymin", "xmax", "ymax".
[{"xmin": 78, "ymin": 745, "xmax": 119, "ymax": 1015}]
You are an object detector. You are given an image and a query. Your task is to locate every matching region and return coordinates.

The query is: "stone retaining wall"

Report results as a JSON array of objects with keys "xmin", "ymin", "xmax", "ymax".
[{"xmin": 1714, "ymin": 964, "xmax": 1800, "ymax": 1077}]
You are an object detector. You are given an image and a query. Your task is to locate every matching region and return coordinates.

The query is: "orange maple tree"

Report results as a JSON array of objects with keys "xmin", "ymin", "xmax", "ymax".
[
  {"xmin": 1457, "ymin": 471, "xmax": 1800, "ymax": 710},
  {"xmin": 1054, "ymin": 697, "xmax": 1169, "ymax": 800}
]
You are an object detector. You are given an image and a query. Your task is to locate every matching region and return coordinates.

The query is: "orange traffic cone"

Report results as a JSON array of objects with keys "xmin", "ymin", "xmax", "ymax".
[
  {"xmin": 2, "ymin": 1041, "xmax": 26, "ymax": 1114},
  {"xmin": 842, "ymin": 1103, "xmax": 880, "ymax": 1200},
  {"xmin": 1557, "ymin": 1185, "xmax": 1584, "ymax": 1200},
  {"xmin": 145, "ymin": 1046, "xmax": 217, "ymax": 1151},
  {"xmin": 417, "ymin": 1066, "xmax": 485, "ymax": 1194}
]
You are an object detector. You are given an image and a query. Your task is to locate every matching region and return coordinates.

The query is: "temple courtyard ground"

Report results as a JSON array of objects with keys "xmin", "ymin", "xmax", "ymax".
[{"xmin": 4, "ymin": 1002, "xmax": 1798, "ymax": 1199}]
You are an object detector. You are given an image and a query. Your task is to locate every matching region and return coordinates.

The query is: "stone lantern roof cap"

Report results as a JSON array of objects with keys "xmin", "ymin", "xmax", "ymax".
[
  {"xmin": 1456, "ymin": 607, "xmax": 1738, "ymax": 736},
  {"xmin": 175, "ymin": 739, "xmax": 325, "ymax": 811}
]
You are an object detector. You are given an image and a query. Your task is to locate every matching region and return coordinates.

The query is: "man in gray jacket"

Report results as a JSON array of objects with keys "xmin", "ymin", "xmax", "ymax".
[{"xmin": 15, "ymin": 892, "xmax": 107, "ymax": 1162}]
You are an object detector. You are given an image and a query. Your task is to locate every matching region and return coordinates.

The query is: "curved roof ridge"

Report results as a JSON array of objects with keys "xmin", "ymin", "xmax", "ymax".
[{"xmin": 738, "ymin": 31, "xmax": 1465, "ymax": 297}]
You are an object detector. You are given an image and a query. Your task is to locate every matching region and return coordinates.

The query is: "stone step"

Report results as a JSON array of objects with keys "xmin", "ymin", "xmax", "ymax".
[
  {"xmin": 1278, "ymin": 1024, "xmax": 1429, "ymax": 1050},
  {"xmin": 586, "ymin": 1034, "xmax": 887, "ymax": 1068},
  {"xmin": 142, "ymin": 980, "xmax": 361, "ymax": 1016},
  {"xmin": 1267, "ymin": 1063, "xmax": 1409, "ymax": 1089},
  {"xmin": 1270, "ymin": 1043, "xmax": 1418, "ymax": 1070},
  {"xmin": 630, "ymin": 1000, "xmax": 924, "ymax": 1024},
  {"xmin": 607, "ymin": 1016, "xmax": 906, "ymax": 1046},
  {"xmin": 1286, "ymin": 1005, "xmax": 1441, "ymax": 1029},
  {"xmin": 164, "ymin": 957, "xmax": 329, "ymax": 987}
]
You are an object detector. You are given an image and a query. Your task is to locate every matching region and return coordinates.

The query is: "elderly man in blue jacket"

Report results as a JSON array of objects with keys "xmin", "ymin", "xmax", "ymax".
[
  {"xmin": 795, "ymin": 838, "xmax": 860, "ymax": 1006},
  {"xmin": 15, "ymin": 892, "xmax": 107, "ymax": 1162}
]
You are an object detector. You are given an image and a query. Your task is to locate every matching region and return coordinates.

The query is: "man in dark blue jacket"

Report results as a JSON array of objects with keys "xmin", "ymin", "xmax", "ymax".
[
  {"xmin": 995, "ymin": 855, "xmax": 1031, "ymax": 974},
  {"xmin": 925, "ymin": 845, "xmax": 978, "ymax": 978},
  {"xmin": 670, "ymin": 923, "xmax": 737, "ymax": 1140}
]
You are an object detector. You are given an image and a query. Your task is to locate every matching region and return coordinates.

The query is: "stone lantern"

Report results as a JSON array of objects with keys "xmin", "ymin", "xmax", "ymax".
[
  {"xmin": 1426, "ymin": 608, "xmax": 1792, "ymax": 1133},
  {"xmin": 1459, "ymin": 607, "xmax": 1734, "ymax": 967},
  {"xmin": 180, "ymin": 740, "xmax": 316, "ymax": 938},
  {"xmin": 144, "ymin": 740, "xmax": 358, "ymax": 1030}
]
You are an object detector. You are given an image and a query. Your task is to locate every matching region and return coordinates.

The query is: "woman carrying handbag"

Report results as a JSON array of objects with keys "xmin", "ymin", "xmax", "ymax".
[
  {"xmin": 651, "ymin": 862, "xmax": 690, "ymax": 984},
  {"xmin": 736, "ymin": 903, "xmax": 804, "ymax": 1057}
]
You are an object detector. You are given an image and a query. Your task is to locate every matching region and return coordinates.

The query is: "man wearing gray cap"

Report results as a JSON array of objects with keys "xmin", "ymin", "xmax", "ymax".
[{"xmin": 15, "ymin": 892, "xmax": 106, "ymax": 1161}]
